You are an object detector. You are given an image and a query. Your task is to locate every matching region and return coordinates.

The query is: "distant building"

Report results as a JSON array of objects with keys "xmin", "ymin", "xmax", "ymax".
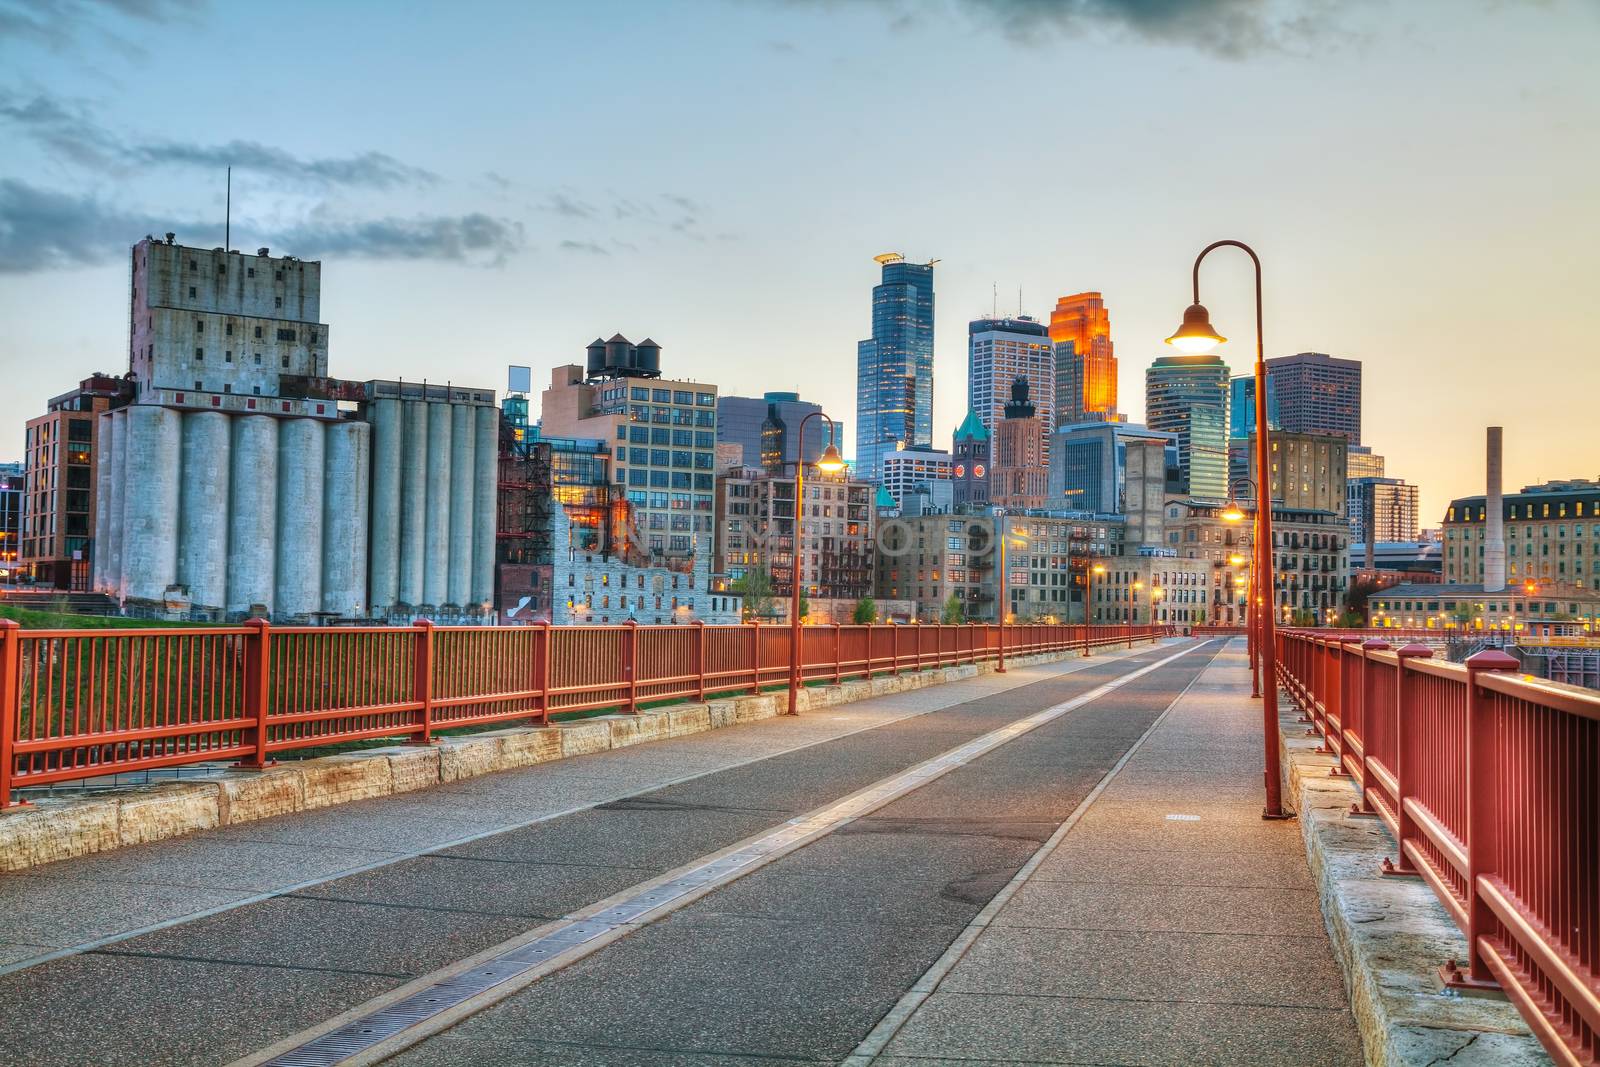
[
  {"xmin": 714, "ymin": 465, "xmax": 875, "ymax": 604},
  {"xmin": 967, "ymin": 316, "xmax": 1053, "ymax": 463},
  {"xmin": 1369, "ymin": 583, "xmax": 1600, "ymax": 633},
  {"xmin": 1145, "ymin": 355, "xmax": 1230, "ymax": 502},
  {"xmin": 992, "ymin": 378, "xmax": 1049, "ymax": 511},
  {"xmin": 1248, "ymin": 429, "xmax": 1348, "ymax": 514},
  {"xmin": 540, "ymin": 337, "xmax": 718, "ymax": 561},
  {"xmin": 1047, "ymin": 421, "xmax": 1171, "ymax": 549},
  {"xmin": 1442, "ymin": 478, "xmax": 1600, "ymax": 588},
  {"xmin": 1160, "ymin": 499, "xmax": 1254, "ymax": 625},
  {"xmin": 856, "ymin": 253, "xmax": 934, "ymax": 480},
  {"xmin": 1347, "ymin": 445, "xmax": 1385, "ymax": 480},
  {"xmin": 1227, "ymin": 373, "xmax": 1278, "ymax": 499},
  {"xmin": 1349, "ymin": 477, "xmax": 1420, "ymax": 543},
  {"xmin": 1264, "ymin": 352, "xmax": 1361, "ymax": 443},
  {"xmin": 881, "ymin": 445, "xmax": 953, "ymax": 509},
  {"xmin": 716, "ymin": 391, "xmax": 844, "ymax": 472},
  {"xmin": 20, "ymin": 374, "xmax": 124, "ymax": 589},
  {"xmin": 950, "ymin": 409, "xmax": 990, "ymax": 508},
  {"xmin": 1049, "ymin": 292, "xmax": 1116, "ymax": 424},
  {"xmin": 0, "ymin": 462, "xmax": 23, "ymax": 579},
  {"xmin": 1090, "ymin": 555, "xmax": 1214, "ymax": 628}
]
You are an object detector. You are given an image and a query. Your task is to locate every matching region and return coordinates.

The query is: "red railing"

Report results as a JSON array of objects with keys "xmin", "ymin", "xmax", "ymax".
[
  {"xmin": 1277, "ymin": 630, "xmax": 1599, "ymax": 1066},
  {"xmin": 0, "ymin": 619, "xmax": 1168, "ymax": 800}
]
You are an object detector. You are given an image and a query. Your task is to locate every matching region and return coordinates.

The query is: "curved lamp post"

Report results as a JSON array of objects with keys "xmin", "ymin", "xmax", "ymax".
[
  {"xmin": 1167, "ymin": 239, "xmax": 1288, "ymax": 820},
  {"xmin": 1084, "ymin": 561, "xmax": 1106, "ymax": 656},
  {"xmin": 786, "ymin": 413, "xmax": 845, "ymax": 715}
]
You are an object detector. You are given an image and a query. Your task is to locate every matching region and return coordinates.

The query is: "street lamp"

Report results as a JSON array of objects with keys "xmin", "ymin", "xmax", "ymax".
[
  {"xmin": 1167, "ymin": 239, "xmax": 1288, "ymax": 820},
  {"xmin": 994, "ymin": 517, "xmax": 1028, "ymax": 673},
  {"xmin": 786, "ymin": 413, "xmax": 844, "ymax": 715},
  {"xmin": 1084, "ymin": 561, "xmax": 1106, "ymax": 657},
  {"xmin": 1129, "ymin": 579, "xmax": 1142, "ymax": 649},
  {"xmin": 1221, "ymin": 498, "xmax": 1260, "ymax": 697},
  {"xmin": 1151, "ymin": 585, "xmax": 1165, "ymax": 627}
]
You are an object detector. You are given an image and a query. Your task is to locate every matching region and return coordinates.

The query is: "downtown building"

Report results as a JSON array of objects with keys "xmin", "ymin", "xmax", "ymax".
[
  {"xmin": 855, "ymin": 253, "xmax": 934, "ymax": 481},
  {"xmin": 540, "ymin": 337, "xmax": 719, "ymax": 561},
  {"xmin": 0, "ymin": 462, "xmax": 20, "ymax": 578},
  {"xmin": 1265, "ymin": 352, "xmax": 1361, "ymax": 443},
  {"xmin": 1247, "ymin": 429, "xmax": 1349, "ymax": 514},
  {"xmin": 93, "ymin": 235, "xmax": 498, "ymax": 621},
  {"xmin": 716, "ymin": 391, "xmax": 845, "ymax": 472},
  {"xmin": 1050, "ymin": 292, "xmax": 1117, "ymax": 425},
  {"xmin": 967, "ymin": 316, "xmax": 1053, "ymax": 463},
  {"xmin": 991, "ymin": 378, "xmax": 1049, "ymax": 511},
  {"xmin": 950, "ymin": 410, "xmax": 990, "ymax": 508},
  {"xmin": 1227, "ymin": 372, "xmax": 1277, "ymax": 500},
  {"xmin": 1047, "ymin": 421, "xmax": 1174, "ymax": 549},
  {"xmin": 1349, "ymin": 477, "xmax": 1420, "ymax": 544},
  {"xmin": 880, "ymin": 446, "xmax": 953, "ymax": 510},
  {"xmin": 20, "ymin": 374, "xmax": 123, "ymax": 589},
  {"xmin": 1145, "ymin": 355, "xmax": 1230, "ymax": 502}
]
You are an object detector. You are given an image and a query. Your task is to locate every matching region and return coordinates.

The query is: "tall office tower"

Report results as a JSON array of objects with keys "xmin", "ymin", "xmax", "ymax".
[
  {"xmin": 967, "ymin": 316, "xmax": 1054, "ymax": 464},
  {"xmin": 716, "ymin": 392, "xmax": 843, "ymax": 471},
  {"xmin": 1049, "ymin": 292, "xmax": 1116, "ymax": 425},
  {"xmin": 951, "ymin": 409, "xmax": 990, "ymax": 508},
  {"xmin": 1227, "ymin": 373, "xmax": 1278, "ymax": 500},
  {"xmin": 1047, "ymin": 421, "xmax": 1172, "ymax": 548},
  {"xmin": 1348, "ymin": 477, "xmax": 1420, "ymax": 543},
  {"xmin": 1264, "ymin": 352, "xmax": 1361, "ymax": 442},
  {"xmin": 856, "ymin": 253, "xmax": 935, "ymax": 481},
  {"xmin": 1145, "ymin": 355, "xmax": 1230, "ymax": 503},
  {"xmin": 992, "ymin": 378, "xmax": 1049, "ymax": 510},
  {"xmin": 1347, "ymin": 445, "xmax": 1385, "ymax": 480}
]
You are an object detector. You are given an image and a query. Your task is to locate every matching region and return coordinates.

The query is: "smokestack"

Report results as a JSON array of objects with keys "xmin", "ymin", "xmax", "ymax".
[{"xmin": 1484, "ymin": 426, "xmax": 1506, "ymax": 592}]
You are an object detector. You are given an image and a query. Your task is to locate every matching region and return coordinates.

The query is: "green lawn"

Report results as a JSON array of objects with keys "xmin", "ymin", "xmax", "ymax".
[{"xmin": 0, "ymin": 603, "xmax": 200, "ymax": 630}]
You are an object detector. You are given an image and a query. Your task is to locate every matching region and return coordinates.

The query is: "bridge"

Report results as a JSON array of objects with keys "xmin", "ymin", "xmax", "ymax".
[{"xmin": 0, "ymin": 622, "xmax": 1593, "ymax": 1065}]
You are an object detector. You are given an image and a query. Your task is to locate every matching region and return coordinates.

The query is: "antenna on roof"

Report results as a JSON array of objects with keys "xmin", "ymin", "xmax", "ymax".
[
  {"xmin": 224, "ymin": 167, "xmax": 231, "ymax": 252},
  {"xmin": 992, "ymin": 283, "xmax": 996, "ymax": 319}
]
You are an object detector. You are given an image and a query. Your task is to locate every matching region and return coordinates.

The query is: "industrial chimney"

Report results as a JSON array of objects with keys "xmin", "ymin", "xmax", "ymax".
[{"xmin": 1484, "ymin": 426, "xmax": 1506, "ymax": 592}]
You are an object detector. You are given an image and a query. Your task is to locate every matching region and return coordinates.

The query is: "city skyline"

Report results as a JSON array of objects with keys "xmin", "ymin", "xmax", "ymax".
[{"xmin": 2, "ymin": 1, "xmax": 1598, "ymax": 524}]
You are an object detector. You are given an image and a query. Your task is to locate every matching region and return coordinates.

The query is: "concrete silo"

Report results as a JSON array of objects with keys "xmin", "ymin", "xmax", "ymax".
[
  {"xmin": 227, "ymin": 414, "xmax": 278, "ymax": 616},
  {"xmin": 120, "ymin": 405, "xmax": 181, "ymax": 606},
  {"xmin": 447, "ymin": 403, "xmax": 476, "ymax": 608},
  {"xmin": 176, "ymin": 411, "xmax": 231, "ymax": 614},
  {"xmin": 423, "ymin": 402, "xmax": 452, "ymax": 607},
  {"xmin": 471, "ymin": 403, "xmax": 498, "ymax": 609},
  {"xmin": 397, "ymin": 400, "xmax": 428, "ymax": 607},
  {"xmin": 366, "ymin": 397, "xmax": 402, "ymax": 615},
  {"xmin": 322, "ymin": 420, "xmax": 370, "ymax": 617},
  {"xmin": 275, "ymin": 418, "xmax": 326, "ymax": 618}
]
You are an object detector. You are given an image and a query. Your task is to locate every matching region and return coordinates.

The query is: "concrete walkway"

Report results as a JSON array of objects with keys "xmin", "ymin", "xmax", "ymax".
[{"xmin": 869, "ymin": 639, "xmax": 1365, "ymax": 1067}]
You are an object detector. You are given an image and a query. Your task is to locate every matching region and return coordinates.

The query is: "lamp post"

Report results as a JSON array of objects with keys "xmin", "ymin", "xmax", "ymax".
[
  {"xmin": 1128, "ymin": 579, "xmax": 1142, "ymax": 648},
  {"xmin": 1167, "ymin": 239, "xmax": 1288, "ymax": 820},
  {"xmin": 786, "ymin": 413, "xmax": 845, "ymax": 716},
  {"xmin": 1084, "ymin": 561, "xmax": 1106, "ymax": 656},
  {"xmin": 994, "ymin": 516, "xmax": 1027, "ymax": 673},
  {"xmin": 1151, "ymin": 585, "xmax": 1165, "ymax": 627}
]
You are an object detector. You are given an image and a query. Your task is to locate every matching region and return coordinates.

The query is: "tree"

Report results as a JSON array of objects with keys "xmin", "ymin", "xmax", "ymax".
[
  {"xmin": 798, "ymin": 595, "xmax": 809, "ymax": 621},
  {"xmin": 1344, "ymin": 574, "xmax": 1383, "ymax": 626},
  {"xmin": 852, "ymin": 596, "xmax": 877, "ymax": 624},
  {"xmin": 941, "ymin": 593, "xmax": 965, "ymax": 625},
  {"xmin": 734, "ymin": 566, "xmax": 774, "ymax": 619}
]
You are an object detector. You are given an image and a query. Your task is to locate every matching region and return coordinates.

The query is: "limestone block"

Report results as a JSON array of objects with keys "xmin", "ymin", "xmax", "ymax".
[
  {"xmin": 706, "ymin": 700, "xmax": 738, "ymax": 729},
  {"xmin": 0, "ymin": 798, "xmax": 119, "ymax": 871},
  {"xmin": 438, "ymin": 735, "xmax": 504, "ymax": 782},
  {"xmin": 870, "ymin": 676, "xmax": 901, "ymax": 696},
  {"xmin": 604, "ymin": 713, "xmax": 668, "ymax": 749},
  {"xmin": 838, "ymin": 680, "xmax": 872, "ymax": 703},
  {"xmin": 117, "ymin": 782, "xmax": 221, "ymax": 847},
  {"xmin": 301, "ymin": 753, "xmax": 394, "ymax": 810},
  {"xmin": 218, "ymin": 767, "xmax": 305, "ymax": 825},
  {"xmin": 558, "ymin": 719, "xmax": 612, "ymax": 757},
  {"xmin": 667, "ymin": 704, "xmax": 711, "ymax": 737},
  {"xmin": 733, "ymin": 695, "xmax": 777, "ymax": 723},
  {"xmin": 386, "ymin": 747, "xmax": 441, "ymax": 793},
  {"xmin": 497, "ymin": 728, "xmax": 561, "ymax": 767}
]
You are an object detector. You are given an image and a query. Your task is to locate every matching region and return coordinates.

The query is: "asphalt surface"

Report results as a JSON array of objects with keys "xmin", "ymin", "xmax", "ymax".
[{"xmin": 0, "ymin": 639, "xmax": 1218, "ymax": 1067}]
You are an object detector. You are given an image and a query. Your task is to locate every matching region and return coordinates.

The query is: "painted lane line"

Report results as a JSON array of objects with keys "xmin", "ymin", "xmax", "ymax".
[
  {"xmin": 840, "ymin": 640, "xmax": 1220, "ymax": 1066},
  {"xmin": 236, "ymin": 640, "xmax": 1211, "ymax": 1067},
  {"xmin": 0, "ymin": 640, "xmax": 1171, "ymax": 981}
]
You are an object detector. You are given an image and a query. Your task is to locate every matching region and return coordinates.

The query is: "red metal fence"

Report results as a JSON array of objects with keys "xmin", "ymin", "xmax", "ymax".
[
  {"xmin": 1276, "ymin": 631, "xmax": 1599, "ymax": 1066},
  {"xmin": 0, "ymin": 619, "xmax": 1166, "ymax": 801}
]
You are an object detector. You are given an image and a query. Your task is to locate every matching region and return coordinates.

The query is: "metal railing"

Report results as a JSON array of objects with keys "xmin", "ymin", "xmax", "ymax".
[
  {"xmin": 0, "ymin": 619, "xmax": 1168, "ymax": 801},
  {"xmin": 1276, "ymin": 630, "xmax": 1599, "ymax": 1066}
]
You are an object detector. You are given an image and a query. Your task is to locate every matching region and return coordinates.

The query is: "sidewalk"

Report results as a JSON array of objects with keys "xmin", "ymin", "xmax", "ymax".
[{"xmin": 869, "ymin": 639, "xmax": 1365, "ymax": 1066}]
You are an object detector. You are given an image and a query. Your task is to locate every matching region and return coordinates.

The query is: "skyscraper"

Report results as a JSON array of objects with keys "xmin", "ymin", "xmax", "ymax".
[
  {"xmin": 967, "ymin": 316, "xmax": 1053, "ymax": 464},
  {"xmin": 992, "ymin": 378, "xmax": 1049, "ymax": 510},
  {"xmin": 1228, "ymin": 373, "xmax": 1278, "ymax": 500},
  {"xmin": 1146, "ymin": 355, "xmax": 1230, "ymax": 502},
  {"xmin": 856, "ymin": 253, "xmax": 934, "ymax": 481},
  {"xmin": 1264, "ymin": 352, "xmax": 1361, "ymax": 443},
  {"xmin": 716, "ymin": 392, "xmax": 845, "ymax": 471},
  {"xmin": 1049, "ymin": 292, "xmax": 1116, "ymax": 425}
]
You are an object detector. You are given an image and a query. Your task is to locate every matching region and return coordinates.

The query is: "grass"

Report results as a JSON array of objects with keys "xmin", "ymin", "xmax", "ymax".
[{"xmin": 0, "ymin": 603, "xmax": 202, "ymax": 629}]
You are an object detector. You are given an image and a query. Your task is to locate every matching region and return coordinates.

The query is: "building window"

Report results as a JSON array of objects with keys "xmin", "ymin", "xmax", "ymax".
[
  {"xmin": 275, "ymin": 296, "xmax": 283, "ymax": 308},
  {"xmin": 247, "ymin": 267, "xmax": 255, "ymax": 278},
  {"xmin": 194, "ymin": 347, "xmax": 204, "ymax": 360},
  {"xmin": 224, "ymin": 351, "xmax": 233, "ymax": 363},
  {"xmin": 195, "ymin": 319, "xmax": 204, "ymax": 332},
  {"xmin": 188, "ymin": 286, "xmax": 196, "ymax": 298},
  {"xmin": 254, "ymin": 326, "xmax": 263, "ymax": 338}
]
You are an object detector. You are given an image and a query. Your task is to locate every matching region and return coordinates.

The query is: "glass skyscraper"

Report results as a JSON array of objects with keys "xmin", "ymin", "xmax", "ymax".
[
  {"xmin": 1227, "ymin": 373, "xmax": 1278, "ymax": 439},
  {"xmin": 856, "ymin": 253, "xmax": 934, "ymax": 481},
  {"xmin": 967, "ymin": 315, "xmax": 1053, "ymax": 466},
  {"xmin": 1146, "ymin": 355, "xmax": 1230, "ymax": 503}
]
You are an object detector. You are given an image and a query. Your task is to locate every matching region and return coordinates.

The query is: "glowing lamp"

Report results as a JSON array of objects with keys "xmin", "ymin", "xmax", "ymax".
[
  {"xmin": 816, "ymin": 444, "xmax": 845, "ymax": 473},
  {"xmin": 1165, "ymin": 303, "xmax": 1226, "ymax": 354},
  {"xmin": 1221, "ymin": 505, "xmax": 1245, "ymax": 523}
]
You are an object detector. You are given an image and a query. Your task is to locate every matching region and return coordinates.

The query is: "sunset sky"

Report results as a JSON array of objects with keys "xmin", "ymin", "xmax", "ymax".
[{"xmin": 2, "ymin": 0, "xmax": 1597, "ymax": 522}]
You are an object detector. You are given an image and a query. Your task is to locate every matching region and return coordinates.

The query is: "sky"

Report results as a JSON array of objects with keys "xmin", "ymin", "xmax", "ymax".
[{"xmin": 1, "ymin": 0, "xmax": 1597, "ymax": 523}]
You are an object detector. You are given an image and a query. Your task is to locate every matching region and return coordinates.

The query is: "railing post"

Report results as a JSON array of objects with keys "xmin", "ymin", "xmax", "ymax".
[
  {"xmin": 1445, "ymin": 648, "xmax": 1519, "ymax": 990},
  {"xmin": 239, "ymin": 617, "xmax": 273, "ymax": 768},
  {"xmin": 622, "ymin": 619, "xmax": 640, "ymax": 713},
  {"xmin": 0, "ymin": 619, "xmax": 22, "ymax": 808},
  {"xmin": 693, "ymin": 620, "xmax": 707, "ymax": 701},
  {"xmin": 1348, "ymin": 639, "xmax": 1389, "ymax": 810},
  {"xmin": 748, "ymin": 619, "xmax": 761, "ymax": 694},
  {"xmin": 996, "ymin": 618, "xmax": 1006, "ymax": 674},
  {"xmin": 536, "ymin": 620, "xmax": 553, "ymax": 724},
  {"xmin": 413, "ymin": 618, "xmax": 436, "ymax": 743},
  {"xmin": 1382, "ymin": 642, "xmax": 1432, "ymax": 878},
  {"xmin": 832, "ymin": 623, "xmax": 842, "ymax": 684}
]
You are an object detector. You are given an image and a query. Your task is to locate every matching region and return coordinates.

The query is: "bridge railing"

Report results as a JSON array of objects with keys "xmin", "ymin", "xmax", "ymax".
[
  {"xmin": 0, "ymin": 619, "xmax": 1169, "ymax": 800},
  {"xmin": 1276, "ymin": 630, "xmax": 1599, "ymax": 1065}
]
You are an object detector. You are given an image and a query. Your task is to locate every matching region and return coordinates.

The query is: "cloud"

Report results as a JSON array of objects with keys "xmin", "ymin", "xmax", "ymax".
[
  {"xmin": 0, "ymin": 179, "xmax": 524, "ymax": 272},
  {"xmin": 776, "ymin": 0, "xmax": 1344, "ymax": 57},
  {"xmin": 0, "ymin": 91, "xmax": 436, "ymax": 189},
  {"xmin": 558, "ymin": 239, "xmax": 611, "ymax": 255},
  {"xmin": 0, "ymin": 0, "xmax": 204, "ymax": 52},
  {"xmin": 543, "ymin": 192, "xmax": 597, "ymax": 218}
]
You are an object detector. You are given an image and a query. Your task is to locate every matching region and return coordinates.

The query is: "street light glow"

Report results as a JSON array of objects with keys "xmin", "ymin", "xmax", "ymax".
[{"xmin": 1164, "ymin": 303, "xmax": 1226, "ymax": 354}]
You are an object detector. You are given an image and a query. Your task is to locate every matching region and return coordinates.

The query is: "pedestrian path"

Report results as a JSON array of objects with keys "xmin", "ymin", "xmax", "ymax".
[{"xmin": 861, "ymin": 639, "xmax": 1365, "ymax": 1067}]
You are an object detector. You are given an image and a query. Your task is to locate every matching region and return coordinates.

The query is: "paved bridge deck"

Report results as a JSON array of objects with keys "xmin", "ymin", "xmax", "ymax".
[{"xmin": 0, "ymin": 637, "xmax": 1362, "ymax": 1066}]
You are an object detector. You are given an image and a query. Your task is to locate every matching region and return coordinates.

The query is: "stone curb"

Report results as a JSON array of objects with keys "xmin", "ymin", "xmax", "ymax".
[
  {"xmin": 0, "ymin": 647, "xmax": 1117, "ymax": 873},
  {"xmin": 1276, "ymin": 697, "xmax": 1549, "ymax": 1066}
]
